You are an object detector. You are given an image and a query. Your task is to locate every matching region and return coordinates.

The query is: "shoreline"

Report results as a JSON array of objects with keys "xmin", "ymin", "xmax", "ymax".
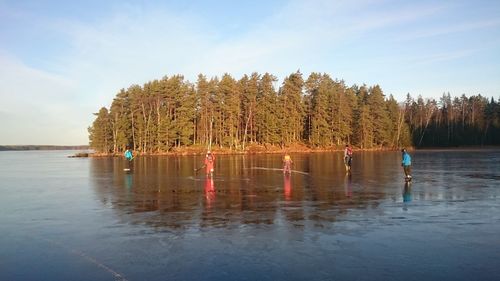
[
  {"xmin": 88, "ymin": 146, "xmax": 406, "ymax": 157},
  {"xmin": 84, "ymin": 145, "xmax": 500, "ymax": 157}
]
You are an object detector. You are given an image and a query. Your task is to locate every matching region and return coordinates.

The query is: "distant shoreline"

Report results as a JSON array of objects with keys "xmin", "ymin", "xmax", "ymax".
[{"xmin": 0, "ymin": 145, "xmax": 90, "ymax": 151}]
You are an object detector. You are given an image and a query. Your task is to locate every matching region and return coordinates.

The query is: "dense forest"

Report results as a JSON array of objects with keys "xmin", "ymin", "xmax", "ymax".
[{"xmin": 88, "ymin": 71, "xmax": 500, "ymax": 154}]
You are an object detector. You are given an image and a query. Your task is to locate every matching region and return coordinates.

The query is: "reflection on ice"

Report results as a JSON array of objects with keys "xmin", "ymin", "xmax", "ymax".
[
  {"xmin": 402, "ymin": 181, "xmax": 412, "ymax": 211},
  {"xmin": 204, "ymin": 177, "xmax": 216, "ymax": 209},
  {"xmin": 403, "ymin": 181, "xmax": 412, "ymax": 203},
  {"xmin": 88, "ymin": 151, "xmax": 500, "ymax": 232},
  {"xmin": 283, "ymin": 174, "xmax": 291, "ymax": 201},
  {"xmin": 344, "ymin": 173, "xmax": 352, "ymax": 198}
]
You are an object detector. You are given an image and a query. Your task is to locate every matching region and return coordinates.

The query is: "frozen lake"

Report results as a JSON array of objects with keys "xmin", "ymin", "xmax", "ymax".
[{"xmin": 1, "ymin": 150, "xmax": 499, "ymax": 281}]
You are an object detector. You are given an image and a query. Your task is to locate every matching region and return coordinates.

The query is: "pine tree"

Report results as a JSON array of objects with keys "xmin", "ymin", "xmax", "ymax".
[
  {"xmin": 368, "ymin": 85, "xmax": 391, "ymax": 147},
  {"xmin": 352, "ymin": 85, "xmax": 373, "ymax": 148},
  {"xmin": 240, "ymin": 73, "xmax": 259, "ymax": 150},
  {"xmin": 218, "ymin": 74, "xmax": 240, "ymax": 149},
  {"xmin": 255, "ymin": 73, "xmax": 279, "ymax": 145},
  {"xmin": 109, "ymin": 89, "xmax": 132, "ymax": 153},
  {"xmin": 279, "ymin": 71, "xmax": 305, "ymax": 145},
  {"xmin": 195, "ymin": 74, "xmax": 212, "ymax": 147},
  {"xmin": 306, "ymin": 73, "xmax": 331, "ymax": 146},
  {"xmin": 330, "ymin": 79, "xmax": 354, "ymax": 145},
  {"xmin": 170, "ymin": 76, "xmax": 196, "ymax": 147},
  {"xmin": 88, "ymin": 107, "xmax": 113, "ymax": 153}
]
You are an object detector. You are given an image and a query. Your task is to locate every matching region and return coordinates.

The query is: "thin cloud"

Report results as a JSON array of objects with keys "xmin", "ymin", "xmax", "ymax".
[
  {"xmin": 409, "ymin": 48, "xmax": 481, "ymax": 66},
  {"xmin": 398, "ymin": 19, "xmax": 500, "ymax": 41},
  {"xmin": 185, "ymin": 0, "xmax": 445, "ymax": 80}
]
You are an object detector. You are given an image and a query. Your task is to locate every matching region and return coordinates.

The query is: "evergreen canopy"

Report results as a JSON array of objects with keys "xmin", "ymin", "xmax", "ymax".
[{"xmin": 88, "ymin": 72, "xmax": 500, "ymax": 153}]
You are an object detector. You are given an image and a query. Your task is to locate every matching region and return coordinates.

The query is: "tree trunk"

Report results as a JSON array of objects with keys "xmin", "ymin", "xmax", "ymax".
[{"xmin": 242, "ymin": 106, "xmax": 253, "ymax": 150}]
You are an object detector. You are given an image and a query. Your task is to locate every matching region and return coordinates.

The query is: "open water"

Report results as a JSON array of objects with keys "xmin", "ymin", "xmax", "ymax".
[{"xmin": 0, "ymin": 150, "xmax": 499, "ymax": 281}]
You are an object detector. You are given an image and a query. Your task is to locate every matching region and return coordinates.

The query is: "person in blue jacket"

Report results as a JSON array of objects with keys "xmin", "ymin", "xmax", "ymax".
[
  {"xmin": 401, "ymin": 148, "xmax": 412, "ymax": 180},
  {"xmin": 124, "ymin": 148, "xmax": 134, "ymax": 161},
  {"xmin": 124, "ymin": 147, "xmax": 134, "ymax": 171}
]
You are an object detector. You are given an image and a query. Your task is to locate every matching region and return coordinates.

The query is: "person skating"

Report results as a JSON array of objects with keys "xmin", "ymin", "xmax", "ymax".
[
  {"xmin": 283, "ymin": 153, "xmax": 293, "ymax": 175},
  {"xmin": 124, "ymin": 147, "xmax": 134, "ymax": 171},
  {"xmin": 204, "ymin": 151, "xmax": 215, "ymax": 177},
  {"xmin": 344, "ymin": 144, "xmax": 353, "ymax": 173},
  {"xmin": 124, "ymin": 148, "xmax": 133, "ymax": 161},
  {"xmin": 401, "ymin": 148, "xmax": 412, "ymax": 180}
]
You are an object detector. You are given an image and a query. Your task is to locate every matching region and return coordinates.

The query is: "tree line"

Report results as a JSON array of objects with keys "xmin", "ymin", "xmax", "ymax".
[
  {"xmin": 405, "ymin": 93, "xmax": 500, "ymax": 147},
  {"xmin": 88, "ymin": 71, "xmax": 500, "ymax": 153}
]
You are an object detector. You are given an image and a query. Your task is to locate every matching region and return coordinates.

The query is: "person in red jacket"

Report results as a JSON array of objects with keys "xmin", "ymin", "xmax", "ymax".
[{"xmin": 204, "ymin": 151, "xmax": 215, "ymax": 177}]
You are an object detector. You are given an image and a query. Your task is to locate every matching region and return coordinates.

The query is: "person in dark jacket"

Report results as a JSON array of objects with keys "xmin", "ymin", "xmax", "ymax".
[{"xmin": 344, "ymin": 145, "xmax": 353, "ymax": 173}]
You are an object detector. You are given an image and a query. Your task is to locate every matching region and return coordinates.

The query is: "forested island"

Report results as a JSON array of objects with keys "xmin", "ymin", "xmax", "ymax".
[{"xmin": 88, "ymin": 71, "xmax": 500, "ymax": 154}]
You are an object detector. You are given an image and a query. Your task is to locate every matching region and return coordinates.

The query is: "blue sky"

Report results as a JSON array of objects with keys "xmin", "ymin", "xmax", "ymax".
[{"xmin": 1, "ymin": 0, "xmax": 499, "ymax": 145}]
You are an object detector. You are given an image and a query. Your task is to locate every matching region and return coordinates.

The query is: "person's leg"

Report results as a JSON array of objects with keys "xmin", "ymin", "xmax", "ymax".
[{"xmin": 403, "ymin": 166, "xmax": 410, "ymax": 177}]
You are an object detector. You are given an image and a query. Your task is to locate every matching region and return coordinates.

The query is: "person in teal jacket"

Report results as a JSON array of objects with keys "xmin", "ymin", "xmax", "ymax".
[
  {"xmin": 124, "ymin": 148, "xmax": 134, "ymax": 171},
  {"xmin": 401, "ymin": 148, "xmax": 412, "ymax": 180},
  {"xmin": 124, "ymin": 148, "xmax": 133, "ymax": 161}
]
